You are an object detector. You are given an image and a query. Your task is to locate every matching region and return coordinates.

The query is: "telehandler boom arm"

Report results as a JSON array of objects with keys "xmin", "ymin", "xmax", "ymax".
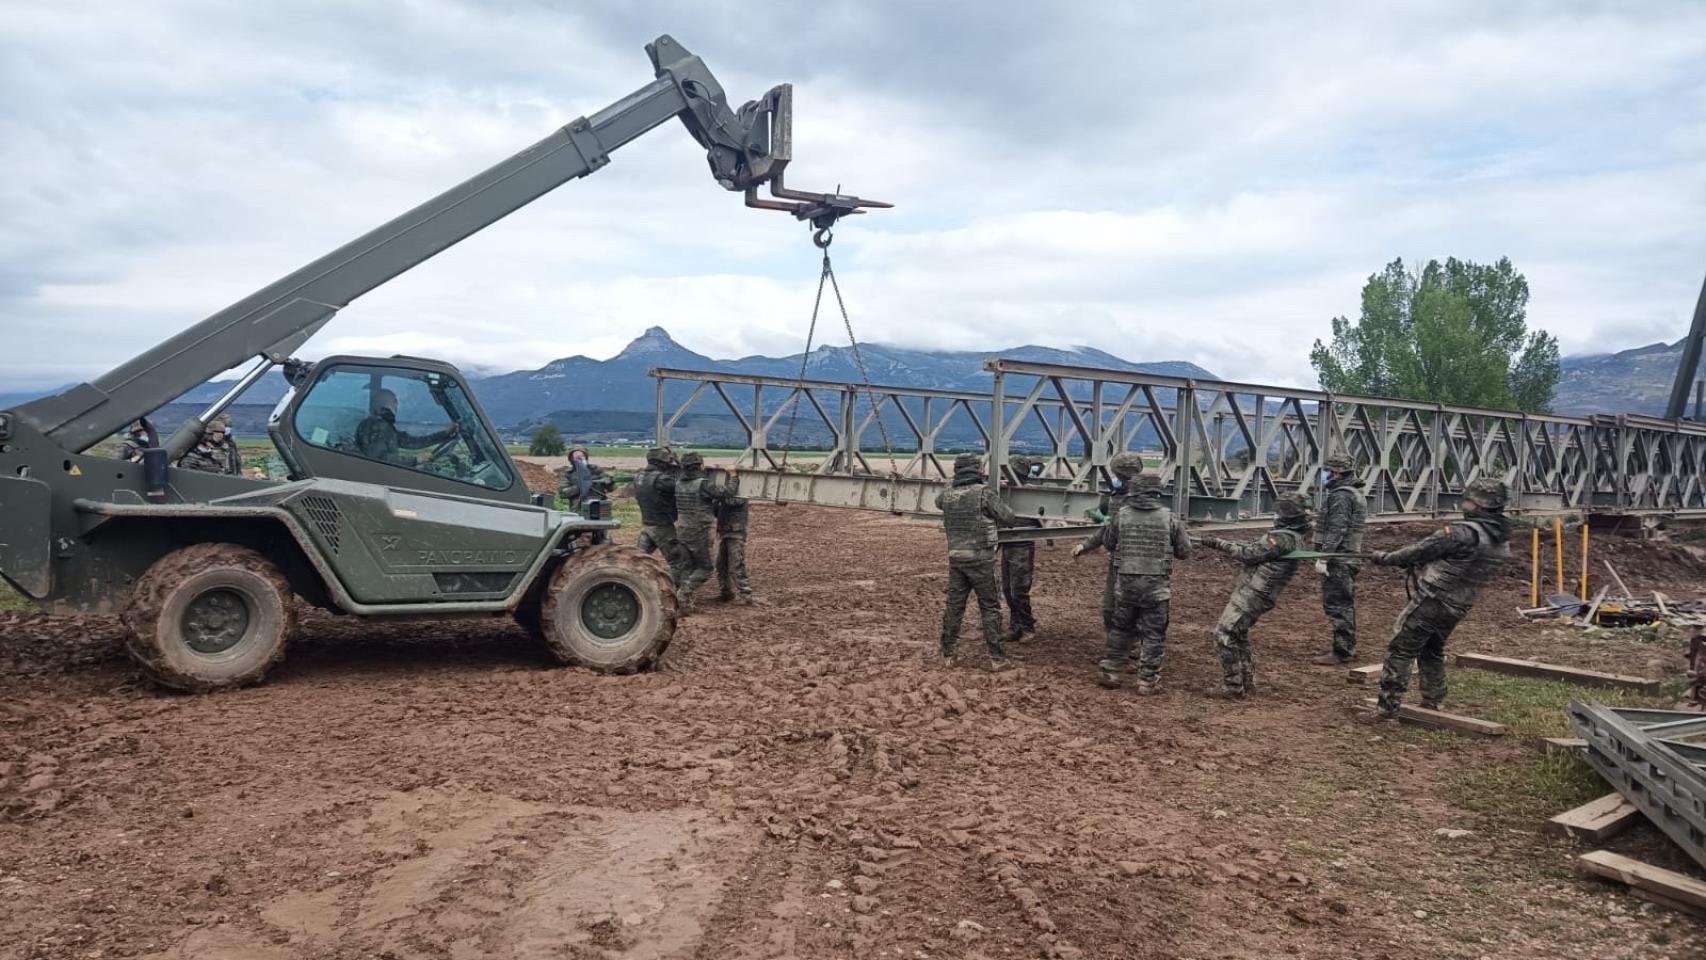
[{"xmin": 14, "ymin": 34, "xmax": 885, "ymax": 456}]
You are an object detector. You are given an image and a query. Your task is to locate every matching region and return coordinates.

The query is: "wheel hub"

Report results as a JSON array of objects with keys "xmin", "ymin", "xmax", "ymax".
[
  {"xmin": 581, "ymin": 582, "xmax": 641, "ymax": 641},
  {"xmin": 181, "ymin": 588, "xmax": 252, "ymax": 654}
]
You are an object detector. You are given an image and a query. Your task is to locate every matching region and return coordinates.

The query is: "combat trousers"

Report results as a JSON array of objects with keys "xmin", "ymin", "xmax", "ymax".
[
  {"xmin": 1103, "ymin": 574, "xmax": 1170, "ymax": 683},
  {"xmin": 1376, "ymin": 596, "xmax": 1463, "ymax": 712},
  {"xmin": 637, "ymin": 524, "xmax": 684, "ymax": 582},
  {"xmin": 1321, "ymin": 560, "xmax": 1360, "ymax": 660},
  {"xmin": 1001, "ymin": 543, "xmax": 1036, "ymax": 634},
  {"xmin": 1100, "ymin": 563, "xmax": 1117, "ymax": 631},
  {"xmin": 942, "ymin": 558, "xmax": 1006, "ymax": 659},
  {"xmin": 675, "ymin": 529, "xmax": 715, "ymax": 600},
  {"xmin": 716, "ymin": 534, "xmax": 751, "ymax": 599}
]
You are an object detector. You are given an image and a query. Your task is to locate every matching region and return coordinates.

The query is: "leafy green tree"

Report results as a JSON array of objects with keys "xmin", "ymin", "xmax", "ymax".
[
  {"xmin": 528, "ymin": 423, "xmax": 566, "ymax": 456},
  {"xmin": 1310, "ymin": 257, "xmax": 1561, "ymax": 413}
]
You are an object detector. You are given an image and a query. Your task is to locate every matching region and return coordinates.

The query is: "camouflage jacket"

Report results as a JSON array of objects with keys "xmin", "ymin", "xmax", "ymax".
[
  {"xmin": 1315, "ymin": 478, "xmax": 1367, "ymax": 554},
  {"xmin": 1101, "ymin": 501, "xmax": 1191, "ymax": 576},
  {"xmin": 355, "ymin": 414, "xmax": 452, "ymax": 463},
  {"xmin": 1206, "ymin": 526, "xmax": 1308, "ymax": 616},
  {"xmin": 935, "ymin": 481, "xmax": 1019, "ymax": 562},
  {"xmin": 178, "ymin": 441, "xmax": 239, "ymax": 475},
  {"xmin": 633, "ymin": 467, "xmax": 679, "ymax": 525},
  {"xmin": 716, "ymin": 498, "xmax": 751, "ymax": 536},
  {"xmin": 1381, "ymin": 513, "xmax": 1511, "ymax": 614}
]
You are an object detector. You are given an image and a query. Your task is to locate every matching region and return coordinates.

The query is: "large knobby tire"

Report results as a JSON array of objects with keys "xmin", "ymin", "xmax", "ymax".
[
  {"xmin": 122, "ymin": 543, "xmax": 297, "ymax": 692},
  {"xmin": 538, "ymin": 544, "xmax": 676, "ymax": 673}
]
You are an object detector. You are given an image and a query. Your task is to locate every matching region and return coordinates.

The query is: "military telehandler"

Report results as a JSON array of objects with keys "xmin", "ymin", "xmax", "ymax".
[{"xmin": 0, "ymin": 35, "xmax": 884, "ymax": 690}]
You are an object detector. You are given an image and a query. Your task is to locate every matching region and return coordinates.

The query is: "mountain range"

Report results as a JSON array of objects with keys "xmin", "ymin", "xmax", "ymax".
[{"xmin": 4, "ymin": 328, "xmax": 1702, "ymax": 441}]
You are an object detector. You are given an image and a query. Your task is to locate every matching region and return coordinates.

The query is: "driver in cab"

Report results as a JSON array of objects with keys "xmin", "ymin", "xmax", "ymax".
[{"xmin": 356, "ymin": 388, "xmax": 459, "ymax": 464}]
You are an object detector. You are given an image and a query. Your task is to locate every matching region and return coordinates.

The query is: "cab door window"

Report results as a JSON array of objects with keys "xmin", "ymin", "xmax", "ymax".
[{"xmin": 293, "ymin": 364, "xmax": 514, "ymax": 491}]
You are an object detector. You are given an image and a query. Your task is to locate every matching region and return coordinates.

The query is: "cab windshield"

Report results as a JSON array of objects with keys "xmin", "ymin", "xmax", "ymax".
[{"xmin": 292, "ymin": 364, "xmax": 513, "ymax": 491}]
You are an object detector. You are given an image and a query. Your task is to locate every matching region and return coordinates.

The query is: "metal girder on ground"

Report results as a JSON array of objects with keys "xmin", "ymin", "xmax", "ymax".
[
  {"xmin": 653, "ymin": 359, "xmax": 1706, "ymax": 525},
  {"xmin": 1570, "ymin": 702, "xmax": 1706, "ymax": 871}
]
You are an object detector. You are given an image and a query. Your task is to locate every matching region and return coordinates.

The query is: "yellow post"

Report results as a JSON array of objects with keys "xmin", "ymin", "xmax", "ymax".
[
  {"xmin": 1579, "ymin": 523, "xmax": 1589, "ymax": 601},
  {"xmin": 1530, "ymin": 527, "xmax": 1541, "ymax": 607},
  {"xmin": 1553, "ymin": 516, "xmax": 1565, "ymax": 595}
]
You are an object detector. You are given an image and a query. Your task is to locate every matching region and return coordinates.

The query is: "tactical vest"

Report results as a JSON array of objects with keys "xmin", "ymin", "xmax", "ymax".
[
  {"xmin": 941, "ymin": 484, "xmax": 998, "ymax": 559},
  {"xmin": 1114, "ymin": 503, "xmax": 1174, "ymax": 576},
  {"xmin": 676, "ymin": 476, "xmax": 714, "ymax": 531},
  {"xmin": 634, "ymin": 468, "xmax": 677, "ymax": 525},
  {"xmin": 1417, "ymin": 518, "xmax": 1510, "ymax": 609},
  {"xmin": 1324, "ymin": 482, "xmax": 1368, "ymax": 552}
]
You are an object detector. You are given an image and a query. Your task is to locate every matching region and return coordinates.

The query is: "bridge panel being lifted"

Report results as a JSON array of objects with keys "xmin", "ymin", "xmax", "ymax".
[{"xmin": 651, "ymin": 358, "xmax": 1706, "ymax": 533}]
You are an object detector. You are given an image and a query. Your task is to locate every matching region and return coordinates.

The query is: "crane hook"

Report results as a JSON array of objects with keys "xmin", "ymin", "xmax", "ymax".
[{"xmin": 812, "ymin": 226, "xmax": 833, "ymax": 249}]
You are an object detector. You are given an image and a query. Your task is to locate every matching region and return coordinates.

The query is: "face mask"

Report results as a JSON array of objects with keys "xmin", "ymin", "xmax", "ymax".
[
  {"xmin": 1319, "ymin": 469, "xmax": 1333, "ymax": 484},
  {"xmin": 1029, "ymin": 464, "xmax": 1042, "ymax": 477},
  {"xmin": 1110, "ymin": 477, "xmax": 1125, "ymax": 493}
]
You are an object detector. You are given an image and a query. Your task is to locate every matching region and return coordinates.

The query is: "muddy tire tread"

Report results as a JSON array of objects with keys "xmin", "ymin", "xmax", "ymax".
[{"xmin": 122, "ymin": 543, "xmax": 296, "ymax": 692}]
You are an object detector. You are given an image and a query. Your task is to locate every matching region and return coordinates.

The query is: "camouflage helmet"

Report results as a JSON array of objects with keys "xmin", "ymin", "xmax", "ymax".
[
  {"xmin": 1109, "ymin": 452, "xmax": 1146, "ymax": 480},
  {"xmin": 953, "ymin": 452, "xmax": 984, "ymax": 473},
  {"xmin": 1323, "ymin": 453, "xmax": 1355, "ymax": 473},
  {"xmin": 1463, "ymin": 477, "xmax": 1509, "ymax": 511},
  {"xmin": 645, "ymin": 446, "xmax": 674, "ymax": 467},
  {"xmin": 1130, "ymin": 473, "xmax": 1164, "ymax": 494},
  {"xmin": 680, "ymin": 451, "xmax": 704, "ymax": 469},
  {"xmin": 1274, "ymin": 492, "xmax": 1310, "ymax": 519}
]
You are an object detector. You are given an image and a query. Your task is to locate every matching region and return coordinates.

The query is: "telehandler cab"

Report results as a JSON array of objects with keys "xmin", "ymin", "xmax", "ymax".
[{"xmin": 0, "ymin": 35, "xmax": 885, "ymax": 690}]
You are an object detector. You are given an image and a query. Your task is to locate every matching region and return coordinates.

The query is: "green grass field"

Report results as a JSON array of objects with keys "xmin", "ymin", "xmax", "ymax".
[{"xmin": 0, "ymin": 580, "xmax": 30, "ymax": 612}]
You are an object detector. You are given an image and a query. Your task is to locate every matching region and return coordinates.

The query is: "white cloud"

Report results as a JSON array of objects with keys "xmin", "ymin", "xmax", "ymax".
[{"xmin": 3, "ymin": 0, "xmax": 1706, "ymax": 395}]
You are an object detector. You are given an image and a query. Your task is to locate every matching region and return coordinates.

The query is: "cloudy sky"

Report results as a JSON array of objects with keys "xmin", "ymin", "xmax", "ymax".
[{"xmin": 5, "ymin": 0, "xmax": 1705, "ymax": 393}]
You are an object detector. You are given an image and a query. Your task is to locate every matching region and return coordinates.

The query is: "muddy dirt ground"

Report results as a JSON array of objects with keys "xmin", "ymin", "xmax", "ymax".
[{"xmin": 3, "ymin": 506, "xmax": 1704, "ymax": 959}]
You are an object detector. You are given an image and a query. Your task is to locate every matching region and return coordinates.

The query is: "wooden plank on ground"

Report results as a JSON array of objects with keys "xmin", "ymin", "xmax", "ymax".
[
  {"xmin": 1361, "ymin": 699, "xmax": 1506, "ymax": 737},
  {"xmin": 1346, "ymin": 664, "xmax": 1382, "ymax": 684},
  {"xmin": 1538, "ymin": 736, "xmax": 1586, "ymax": 756},
  {"xmin": 1544, "ymin": 792, "xmax": 1642, "ymax": 841},
  {"xmin": 1454, "ymin": 652, "xmax": 1662, "ymax": 693},
  {"xmin": 1603, "ymin": 561, "xmax": 1634, "ymax": 599},
  {"xmin": 1581, "ymin": 585, "xmax": 1609, "ymax": 626},
  {"xmin": 1577, "ymin": 850, "xmax": 1706, "ymax": 915}
]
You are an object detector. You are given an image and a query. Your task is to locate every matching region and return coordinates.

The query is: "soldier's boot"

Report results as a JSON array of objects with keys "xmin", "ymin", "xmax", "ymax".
[
  {"xmin": 732, "ymin": 594, "xmax": 753, "ymax": 607},
  {"xmin": 988, "ymin": 657, "xmax": 1016, "ymax": 673},
  {"xmin": 1205, "ymin": 684, "xmax": 1247, "ymax": 700},
  {"xmin": 1133, "ymin": 678, "xmax": 1162, "ymax": 696},
  {"xmin": 1419, "ymin": 696, "xmax": 1445, "ymax": 711},
  {"xmin": 1311, "ymin": 653, "xmax": 1351, "ymax": 666},
  {"xmin": 1096, "ymin": 660, "xmax": 1124, "ymax": 688},
  {"xmin": 1353, "ymin": 706, "xmax": 1398, "ymax": 725}
]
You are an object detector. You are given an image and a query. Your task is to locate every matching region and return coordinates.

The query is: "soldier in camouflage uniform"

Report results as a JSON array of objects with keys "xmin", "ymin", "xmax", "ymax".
[
  {"xmin": 633, "ymin": 447, "xmax": 683, "ymax": 581},
  {"xmin": 1073, "ymin": 458, "xmax": 1190, "ymax": 693},
  {"xmin": 714, "ymin": 495, "xmax": 753, "ymax": 605},
  {"xmin": 673, "ymin": 451, "xmax": 735, "ymax": 612},
  {"xmin": 178, "ymin": 415, "xmax": 241, "ymax": 475},
  {"xmin": 557, "ymin": 447, "xmax": 612, "ymax": 512},
  {"xmin": 1197, "ymin": 493, "xmax": 1313, "ymax": 698},
  {"xmin": 118, "ymin": 420, "xmax": 151, "ymax": 462},
  {"xmin": 1084, "ymin": 471, "xmax": 1131, "ymax": 638},
  {"xmin": 1001, "ymin": 454, "xmax": 1043, "ymax": 643},
  {"xmin": 1360, "ymin": 478, "xmax": 1513, "ymax": 721},
  {"xmin": 936, "ymin": 453, "xmax": 1020, "ymax": 667},
  {"xmin": 1313, "ymin": 453, "xmax": 1368, "ymax": 665},
  {"xmin": 355, "ymin": 389, "xmax": 458, "ymax": 464}
]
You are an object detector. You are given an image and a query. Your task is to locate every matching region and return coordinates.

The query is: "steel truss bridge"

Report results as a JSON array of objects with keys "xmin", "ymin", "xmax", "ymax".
[{"xmin": 651, "ymin": 359, "xmax": 1706, "ymax": 531}]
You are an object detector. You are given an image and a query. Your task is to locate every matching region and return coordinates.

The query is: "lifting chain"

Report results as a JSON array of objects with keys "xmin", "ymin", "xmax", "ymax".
[{"xmin": 779, "ymin": 227, "xmax": 899, "ymax": 477}]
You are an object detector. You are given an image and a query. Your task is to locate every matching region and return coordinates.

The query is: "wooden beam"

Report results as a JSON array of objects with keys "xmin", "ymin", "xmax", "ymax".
[
  {"xmin": 1603, "ymin": 561, "xmax": 1634, "ymax": 598},
  {"xmin": 1581, "ymin": 585, "xmax": 1609, "ymax": 626},
  {"xmin": 1347, "ymin": 664, "xmax": 1383, "ymax": 684},
  {"xmin": 1577, "ymin": 850, "xmax": 1706, "ymax": 916},
  {"xmin": 1537, "ymin": 736, "xmax": 1586, "ymax": 757},
  {"xmin": 1361, "ymin": 699, "xmax": 1506, "ymax": 737},
  {"xmin": 1544, "ymin": 792, "xmax": 1642, "ymax": 841},
  {"xmin": 1454, "ymin": 652, "xmax": 1662, "ymax": 693}
]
